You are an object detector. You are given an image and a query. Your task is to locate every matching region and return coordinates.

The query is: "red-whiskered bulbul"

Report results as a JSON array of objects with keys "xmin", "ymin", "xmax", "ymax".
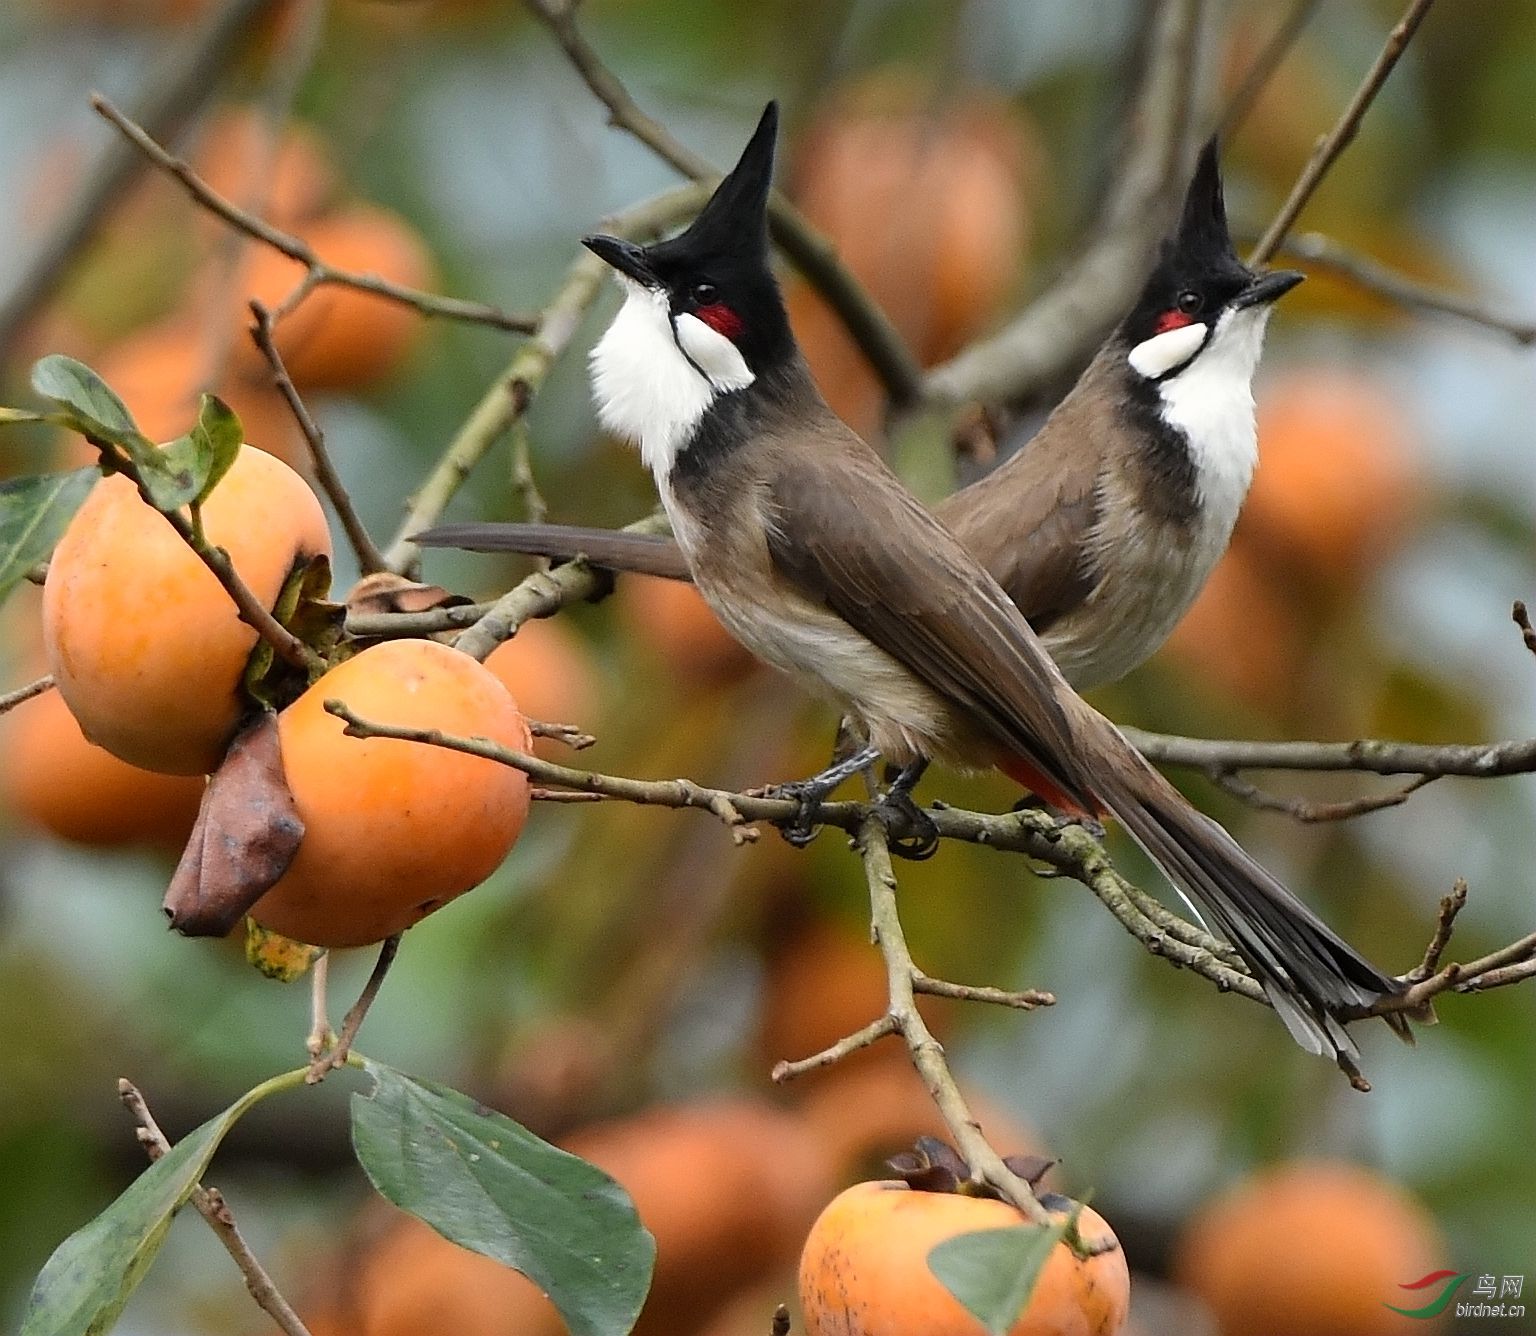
[
  {"xmin": 428, "ymin": 104, "xmax": 1411, "ymax": 1061},
  {"xmin": 419, "ymin": 138, "xmax": 1303, "ymax": 692}
]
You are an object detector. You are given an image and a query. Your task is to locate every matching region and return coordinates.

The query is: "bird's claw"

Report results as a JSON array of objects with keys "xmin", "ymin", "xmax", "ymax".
[
  {"xmin": 766, "ymin": 779, "xmax": 832, "ymax": 847},
  {"xmin": 875, "ymin": 788, "xmax": 940, "ymax": 861},
  {"xmin": 1009, "ymin": 794, "xmax": 1104, "ymax": 840}
]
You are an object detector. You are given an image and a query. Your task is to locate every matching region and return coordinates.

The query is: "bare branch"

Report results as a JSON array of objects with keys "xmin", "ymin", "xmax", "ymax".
[
  {"xmin": 1515, "ymin": 601, "xmax": 1536, "ymax": 657},
  {"xmin": 1125, "ymin": 727, "xmax": 1536, "ymax": 781},
  {"xmin": 450, "ymin": 512, "xmax": 671, "ymax": 661},
  {"xmin": 0, "ymin": 674, "xmax": 54, "ymax": 717},
  {"xmin": 771, "ymin": 1015, "xmax": 899, "ymax": 1082},
  {"xmin": 1249, "ymin": 0, "xmax": 1438, "ymax": 265},
  {"xmin": 855, "ymin": 817, "xmax": 1052, "ymax": 1223},
  {"xmin": 248, "ymin": 301, "xmax": 389, "ymax": 574},
  {"xmin": 925, "ymin": 0, "xmax": 1210, "ymax": 406},
  {"xmin": 119, "ymin": 1078, "xmax": 312, "ymax": 1336},
  {"xmin": 1274, "ymin": 232, "xmax": 1536, "ymax": 345},
  {"xmin": 91, "ymin": 96, "xmax": 536, "ymax": 334},
  {"xmin": 522, "ymin": 0, "xmax": 924, "ymax": 408},
  {"xmin": 1207, "ymin": 768, "xmax": 1437, "ymax": 823},
  {"xmin": 306, "ymin": 935, "xmax": 400, "ymax": 1083}
]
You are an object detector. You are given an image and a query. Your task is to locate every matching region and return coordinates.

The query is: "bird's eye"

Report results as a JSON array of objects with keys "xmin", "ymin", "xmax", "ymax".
[
  {"xmin": 692, "ymin": 282, "xmax": 719, "ymax": 305},
  {"xmin": 1176, "ymin": 290, "xmax": 1203, "ymax": 314}
]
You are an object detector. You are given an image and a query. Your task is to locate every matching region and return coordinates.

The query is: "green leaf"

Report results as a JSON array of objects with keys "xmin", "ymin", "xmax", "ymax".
[
  {"xmin": 21, "ymin": 1067, "xmax": 307, "ymax": 1336},
  {"xmin": 23, "ymin": 1114, "xmax": 229, "ymax": 1336},
  {"xmin": 30, "ymin": 356, "xmax": 138, "ymax": 442},
  {"xmin": 29, "ymin": 355, "xmax": 199, "ymax": 511},
  {"xmin": 927, "ymin": 1217, "xmax": 1075, "ymax": 1336},
  {"xmin": 351, "ymin": 1059, "xmax": 655, "ymax": 1336},
  {"xmin": 160, "ymin": 395, "xmax": 244, "ymax": 510},
  {"xmin": 0, "ymin": 469, "xmax": 97, "ymax": 606}
]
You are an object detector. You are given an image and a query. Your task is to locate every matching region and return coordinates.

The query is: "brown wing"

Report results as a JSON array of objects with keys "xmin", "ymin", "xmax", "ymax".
[
  {"xmin": 937, "ymin": 430, "xmax": 1103, "ymax": 635},
  {"xmin": 764, "ymin": 436, "xmax": 1095, "ymax": 808}
]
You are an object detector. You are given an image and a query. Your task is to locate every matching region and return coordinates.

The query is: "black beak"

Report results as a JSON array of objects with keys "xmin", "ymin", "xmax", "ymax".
[
  {"xmin": 1234, "ymin": 268, "xmax": 1305, "ymax": 310},
  {"xmin": 583, "ymin": 234, "xmax": 659, "ymax": 286}
]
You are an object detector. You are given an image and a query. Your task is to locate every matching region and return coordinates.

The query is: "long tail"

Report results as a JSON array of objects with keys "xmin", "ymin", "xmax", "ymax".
[
  {"xmin": 1090, "ymin": 748, "xmax": 1418, "ymax": 1060},
  {"xmin": 413, "ymin": 522, "xmax": 692, "ymax": 581}
]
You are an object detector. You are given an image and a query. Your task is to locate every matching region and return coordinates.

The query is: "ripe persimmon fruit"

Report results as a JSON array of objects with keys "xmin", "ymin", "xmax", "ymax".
[
  {"xmin": 0, "ymin": 680, "xmax": 204, "ymax": 849},
  {"xmin": 232, "ymin": 204, "xmax": 432, "ymax": 390},
  {"xmin": 1172, "ymin": 1160, "xmax": 1448, "ymax": 1336},
  {"xmin": 43, "ymin": 445, "xmax": 331, "ymax": 775},
  {"xmin": 800, "ymin": 1176, "xmax": 1129, "ymax": 1336},
  {"xmin": 250, "ymin": 639, "xmax": 531, "ymax": 947}
]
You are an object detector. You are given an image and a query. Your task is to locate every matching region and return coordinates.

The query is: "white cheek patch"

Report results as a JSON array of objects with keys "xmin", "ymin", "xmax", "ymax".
[
  {"xmin": 1128, "ymin": 321, "xmax": 1208, "ymax": 380},
  {"xmin": 674, "ymin": 312, "xmax": 755, "ymax": 393},
  {"xmin": 588, "ymin": 280, "xmax": 755, "ymax": 485}
]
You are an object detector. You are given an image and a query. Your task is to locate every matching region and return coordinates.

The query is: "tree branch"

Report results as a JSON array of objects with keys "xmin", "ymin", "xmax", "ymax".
[
  {"xmin": 522, "ymin": 0, "xmax": 925, "ymax": 408},
  {"xmin": 1249, "ymin": 0, "xmax": 1438, "ymax": 265},
  {"xmin": 0, "ymin": 674, "xmax": 54, "ymax": 717},
  {"xmin": 1274, "ymin": 232, "xmax": 1536, "ymax": 345},
  {"xmin": 118, "ymin": 1078, "xmax": 312, "ymax": 1336},
  {"xmin": 248, "ymin": 301, "xmax": 389, "ymax": 574},
  {"xmin": 924, "ymin": 0, "xmax": 1210, "ymax": 406},
  {"xmin": 90, "ymin": 96, "xmax": 536, "ymax": 334},
  {"xmin": 854, "ymin": 818, "xmax": 1052, "ymax": 1222}
]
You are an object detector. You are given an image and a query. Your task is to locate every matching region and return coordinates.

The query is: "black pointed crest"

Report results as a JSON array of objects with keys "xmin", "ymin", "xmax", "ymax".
[
  {"xmin": 655, "ymin": 101, "xmax": 778, "ymax": 268},
  {"xmin": 1175, "ymin": 136, "xmax": 1237, "ymax": 264}
]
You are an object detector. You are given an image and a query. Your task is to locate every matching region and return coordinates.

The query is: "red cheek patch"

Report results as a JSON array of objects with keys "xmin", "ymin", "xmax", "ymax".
[
  {"xmin": 1153, "ymin": 309, "xmax": 1195, "ymax": 334},
  {"xmin": 696, "ymin": 303, "xmax": 744, "ymax": 340}
]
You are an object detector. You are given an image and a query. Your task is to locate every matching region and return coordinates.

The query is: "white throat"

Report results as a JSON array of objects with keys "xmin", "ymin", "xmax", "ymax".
[
  {"xmin": 1143, "ymin": 304, "xmax": 1272, "ymax": 537},
  {"xmin": 589, "ymin": 279, "xmax": 756, "ymax": 483}
]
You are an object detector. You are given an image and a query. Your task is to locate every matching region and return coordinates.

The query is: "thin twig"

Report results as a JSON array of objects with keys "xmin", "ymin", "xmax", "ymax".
[
  {"xmin": 1273, "ymin": 232, "xmax": 1536, "ymax": 345},
  {"xmin": 771, "ymin": 1305, "xmax": 791, "ymax": 1336},
  {"xmin": 1249, "ymin": 0, "xmax": 1438, "ymax": 264},
  {"xmin": 306, "ymin": 951, "xmax": 332, "ymax": 1061},
  {"xmin": 383, "ymin": 186, "xmax": 707, "ymax": 574},
  {"xmin": 249, "ymin": 300, "xmax": 389, "ymax": 573},
  {"xmin": 1407, "ymin": 880, "xmax": 1468, "ymax": 983},
  {"xmin": 856, "ymin": 817, "xmax": 1051, "ymax": 1223},
  {"xmin": 91, "ymin": 96, "xmax": 536, "ymax": 334},
  {"xmin": 925, "ymin": 0, "xmax": 1210, "ymax": 406},
  {"xmin": 1208, "ymin": 768, "xmax": 1437, "ymax": 823},
  {"xmin": 1515, "ymin": 601, "xmax": 1536, "ymax": 656},
  {"xmin": 1124, "ymin": 727, "xmax": 1536, "ymax": 781},
  {"xmin": 118, "ymin": 1079, "xmax": 312, "ymax": 1336},
  {"xmin": 307, "ymin": 935, "xmax": 401, "ymax": 1083},
  {"xmin": 450, "ymin": 512, "xmax": 673, "ymax": 661},
  {"xmin": 0, "ymin": 0, "xmax": 278, "ymax": 359},
  {"xmin": 508, "ymin": 418, "xmax": 548, "ymax": 528},
  {"xmin": 1220, "ymin": 0, "xmax": 1324, "ymax": 136},
  {"xmin": 912, "ymin": 974, "xmax": 1056, "ymax": 1010},
  {"xmin": 528, "ymin": 719, "xmax": 597, "ymax": 751},
  {"xmin": 0, "ymin": 674, "xmax": 54, "ymax": 716},
  {"xmin": 345, "ymin": 600, "xmax": 495, "ymax": 639},
  {"xmin": 321, "ymin": 703, "xmax": 1536, "ymax": 1047},
  {"xmin": 524, "ymin": 0, "xmax": 925, "ymax": 408},
  {"xmin": 771, "ymin": 1015, "xmax": 899, "ymax": 1081},
  {"xmin": 93, "ymin": 440, "xmax": 322, "ymax": 673}
]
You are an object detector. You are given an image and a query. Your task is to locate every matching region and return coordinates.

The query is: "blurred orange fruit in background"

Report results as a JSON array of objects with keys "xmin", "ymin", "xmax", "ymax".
[
  {"xmin": 616, "ymin": 574, "xmax": 758, "ymax": 683},
  {"xmin": 483, "ymin": 617, "xmax": 602, "ymax": 755},
  {"xmin": 1172, "ymin": 1160, "xmax": 1450, "ymax": 1336}
]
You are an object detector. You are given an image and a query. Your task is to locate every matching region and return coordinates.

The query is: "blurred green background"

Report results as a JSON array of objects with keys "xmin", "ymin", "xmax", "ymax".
[{"xmin": 1, "ymin": 0, "xmax": 1534, "ymax": 1333}]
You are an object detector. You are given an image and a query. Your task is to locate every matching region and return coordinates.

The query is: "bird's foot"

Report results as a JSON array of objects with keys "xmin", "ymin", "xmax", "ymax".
[
  {"xmin": 762, "ymin": 745, "xmax": 882, "ymax": 848},
  {"xmin": 874, "ymin": 786, "xmax": 940, "ymax": 861},
  {"xmin": 1009, "ymin": 794, "xmax": 1105, "ymax": 840}
]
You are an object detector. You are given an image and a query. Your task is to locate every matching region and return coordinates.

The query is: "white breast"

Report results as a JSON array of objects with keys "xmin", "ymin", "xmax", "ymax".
[{"xmin": 588, "ymin": 280, "xmax": 754, "ymax": 483}]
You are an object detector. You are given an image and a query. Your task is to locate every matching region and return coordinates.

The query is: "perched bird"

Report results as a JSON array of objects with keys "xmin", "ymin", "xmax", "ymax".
[
  {"xmin": 419, "ymin": 136, "xmax": 1301, "ymax": 692},
  {"xmin": 424, "ymin": 103, "xmax": 1408, "ymax": 1063}
]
